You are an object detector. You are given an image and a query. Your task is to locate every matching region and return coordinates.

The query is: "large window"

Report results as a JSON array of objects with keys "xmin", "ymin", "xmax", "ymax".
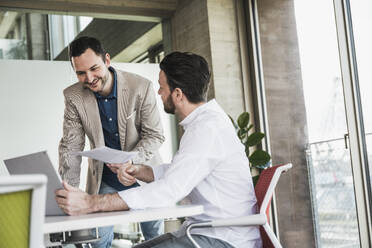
[
  {"xmin": 0, "ymin": 10, "xmax": 162, "ymax": 63},
  {"xmin": 48, "ymin": 15, "xmax": 92, "ymax": 59},
  {"xmin": 294, "ymin": 0, "xmax": 360, "ymax": 246},
  {"xmin": 349, "ymin": 0, "xmax": 372, "ymax": 195},
  {"xmin": 294, "ymin": 0, "xmax": 372, "ymax": 247},
  {"xmin": 0, "ymin": 11, "xmax": 30, "ymax": 60},
  {"xmin": 0, "ymin": 11, "xmax": 92, "ymax": 60}
]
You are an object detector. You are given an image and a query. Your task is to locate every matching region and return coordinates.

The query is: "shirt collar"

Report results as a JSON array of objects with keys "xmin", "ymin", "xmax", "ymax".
[
  {"xmin": 180, "ymin": 99, "xmax": 219, "ymax": 128},
  {"xmin": 95, "ymin": 66, "xmax": 117, "ymax": 99}
]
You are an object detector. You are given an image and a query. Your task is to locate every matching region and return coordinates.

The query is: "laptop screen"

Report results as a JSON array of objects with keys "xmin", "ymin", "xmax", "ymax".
[{"xmin": 4, "ymin": 151, "xmax": 65, "ymax": 216}]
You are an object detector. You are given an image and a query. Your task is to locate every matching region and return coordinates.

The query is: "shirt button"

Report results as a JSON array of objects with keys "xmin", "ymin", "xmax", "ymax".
[
  {"xmin": 115, "ymin": 133, "xmax": 119, "ymax": 137},
  {"xmin": 109, "ymin": 118, "xmax": 112, "ymax": 121},
  {"xmin": 105, "ymin": 99, "xmax": 108, "ymax": 102}
]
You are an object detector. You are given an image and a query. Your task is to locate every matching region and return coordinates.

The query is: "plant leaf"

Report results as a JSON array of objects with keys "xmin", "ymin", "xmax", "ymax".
[
  {"xmin": 238, "ymin": 129, "xmax": 247, "ymax": 140},
  {"xmin": 237, "ymin": 112, "xmax": 250, "ymax": 129},
  {"xmin": 228, "ymin": 115, "xmax": 238, "ymax": 129},
  {"xmin": 247, "ymin": 124, "xmax": 254, "ymax": 132},
  {"xmin": 249, "ymin": 150, "xmax": 271, "ymax": 167},
  {"xmin": 246, "ymin": 132, "xmax": 265, "ymax": 147},
  {"xmin": 252, "ymin": 175, "xmax": 260, "ymax": 187}
]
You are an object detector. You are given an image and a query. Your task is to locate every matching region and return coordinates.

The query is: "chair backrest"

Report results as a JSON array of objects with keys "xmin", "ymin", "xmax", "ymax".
[
  {"xmin": 254, "ymin": 163, "xmax": 292, "ymax": 248},
  {"xmin": 0, "ymin": 174, "xmax": 47, "ymax": 248}
]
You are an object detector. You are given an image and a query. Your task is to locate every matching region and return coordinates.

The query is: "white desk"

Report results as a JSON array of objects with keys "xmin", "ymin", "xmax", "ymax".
[{"xmin": 44, "ymin": 205, "xmax": 203, "ymax": 234}]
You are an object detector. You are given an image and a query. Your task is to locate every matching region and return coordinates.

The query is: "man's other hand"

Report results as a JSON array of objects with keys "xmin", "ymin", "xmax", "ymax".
[
  {"xmin": 107, "ymin": 160, "xmax": 132, "ymax": 174},
  {"xmin": 108, "ymin": 162, "xmax": 138, "ymax": 186},
  {"xmin": 55, "ymin": 181, "xmax": 95, "ymax": 216}
]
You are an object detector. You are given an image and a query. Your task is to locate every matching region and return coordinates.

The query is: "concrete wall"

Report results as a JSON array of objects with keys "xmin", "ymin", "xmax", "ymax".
[
  {"xmin": 207, "ymin": 0, "xmax": 246, "ymax": 119},
  {"xmin": 257, "ymin": 0, "xmax": 315, "ymax": 247},
  {"xmin": 169, "ymin": 0, "xmax": 247, "ymax": 119},
  {"xmin": 169, "ymin": 0, "xmax": 214, "ymax": 100}
]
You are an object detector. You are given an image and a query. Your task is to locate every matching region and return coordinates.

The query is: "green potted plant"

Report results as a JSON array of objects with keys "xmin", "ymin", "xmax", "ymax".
[{"xmin": 230, "ymin": 112, "xmax": 271, "ymax": 185}]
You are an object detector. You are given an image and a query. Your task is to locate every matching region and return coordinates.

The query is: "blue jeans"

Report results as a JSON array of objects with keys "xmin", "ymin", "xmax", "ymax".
[{"xmin": 91, "ymin": 182, "xmax": 164, "ymax": 248}]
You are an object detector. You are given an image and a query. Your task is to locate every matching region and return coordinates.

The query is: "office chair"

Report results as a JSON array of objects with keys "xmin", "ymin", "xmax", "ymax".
[
  {"xmin": 186, "ymin": 163, "xmax": 292, "ymax": 248},
  {"xmin": 0, "ymin": 174, "xmax": 47, "ymax": 248}
]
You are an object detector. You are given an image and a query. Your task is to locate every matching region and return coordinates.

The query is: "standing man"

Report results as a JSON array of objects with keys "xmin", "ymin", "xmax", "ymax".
[
  {"xmin": 58, "ymin": 36, "xmax": 165, "ymax": 247},
  {"xmin": 57, "ymin": 51, "xmax": 262, "ymax": 248}
]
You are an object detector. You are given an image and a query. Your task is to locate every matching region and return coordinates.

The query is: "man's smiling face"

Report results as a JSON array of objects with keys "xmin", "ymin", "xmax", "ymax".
[{"xmin": 72, "ymin": 48, "xmax": 110, "ymax": 94}]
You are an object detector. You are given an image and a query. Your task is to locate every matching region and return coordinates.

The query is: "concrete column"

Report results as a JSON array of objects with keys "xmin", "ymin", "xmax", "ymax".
[
  {"xmin": 169, "ymin": 0, "xmax": 247, "ymax": 119},
  {"xmin": 26, "ymin": 13, "xmax": 49, "ymax": 60},
  {"xmin": 206, "ymin": 0, "xmax": 247, "ymax": 118},
  {"xmin": 257, "ymin": 0, "xmax": 315, "ymax": 247},
  {"xmin": 161, "ymin": 19, "xmax": 172, "ymax": 56}
]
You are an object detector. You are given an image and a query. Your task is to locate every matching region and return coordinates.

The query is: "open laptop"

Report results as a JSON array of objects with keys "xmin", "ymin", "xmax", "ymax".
[{"xmin": 4, "ymin": 151, "xmax": 66, "ymax": 216}]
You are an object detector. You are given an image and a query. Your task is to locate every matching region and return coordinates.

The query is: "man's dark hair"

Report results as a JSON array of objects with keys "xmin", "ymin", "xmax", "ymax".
[
  {"xmin": 160, "ymin": 52, "xmax": 211, "ymax": 103},
  {"xmin": 68, "ymin": 36, "xmax": 106, "ymax": 62}
]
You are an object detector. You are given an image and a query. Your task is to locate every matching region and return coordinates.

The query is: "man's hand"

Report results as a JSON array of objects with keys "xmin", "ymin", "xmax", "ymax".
[
  {"xmin": 108, "ymin": 162, "xmax": 138, "ymax": 186},
  {"xmin": 106, "ymin": 160, "xmax": 132, "ymax": 174},
  {"xmin": 55, "ymin": 181, "xmax": 95, "ymax": 216},
  {"xmin": 108, "ymin": 163, "xmax": 155, "ymax": 184}
]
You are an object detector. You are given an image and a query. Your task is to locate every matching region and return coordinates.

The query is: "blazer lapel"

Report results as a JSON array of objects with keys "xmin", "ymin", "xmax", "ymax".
[
  {"xmin": 82, "ymin": 88, "xmax": 105, "ymax": 148},
  {"xmin": 116, "ymin": 71, "xmax": 128, "ymax": 150}
]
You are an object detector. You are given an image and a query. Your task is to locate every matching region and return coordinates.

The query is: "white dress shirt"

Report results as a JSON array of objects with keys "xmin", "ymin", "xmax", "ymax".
[{"xmin": 119, "ymin": 99, "xmax": 261, "ymax": 247}]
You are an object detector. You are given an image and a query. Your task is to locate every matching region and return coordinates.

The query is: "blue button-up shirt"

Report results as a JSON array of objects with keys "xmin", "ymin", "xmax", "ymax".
[{"xmin": 95, "ymin": 67, "xmax": 139, "ymax": 191}]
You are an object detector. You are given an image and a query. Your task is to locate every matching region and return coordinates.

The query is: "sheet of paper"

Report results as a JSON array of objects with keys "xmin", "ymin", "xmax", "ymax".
[{"xmin": 71, "ymin": 146, "xmax": 138, "ymax": 164}]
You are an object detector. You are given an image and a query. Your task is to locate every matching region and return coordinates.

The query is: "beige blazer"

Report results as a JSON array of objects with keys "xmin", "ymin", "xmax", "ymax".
[{"xmin": 58, "ymin": 69, "xmax": 164, "ymax": 194}]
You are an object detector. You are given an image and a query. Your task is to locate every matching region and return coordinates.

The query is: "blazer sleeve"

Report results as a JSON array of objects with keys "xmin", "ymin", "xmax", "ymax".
[
  {"xmin": 131, "ymin": 82, "xmax": 165, "ymax": 164},
  {"xmin": 58, "ymin": 93, "xmax": 85, "ymax": 187}
]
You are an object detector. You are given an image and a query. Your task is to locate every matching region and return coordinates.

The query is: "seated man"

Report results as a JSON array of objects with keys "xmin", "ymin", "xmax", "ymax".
[{"xmin": 56, "ymin": 52, "xmax": 262, "ymax": 248}]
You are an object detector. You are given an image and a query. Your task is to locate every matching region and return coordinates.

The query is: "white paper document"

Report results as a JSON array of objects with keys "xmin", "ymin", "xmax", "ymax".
[{"xmin": 71, "ymin": 146, "xmax": 138, "ymax": 164}]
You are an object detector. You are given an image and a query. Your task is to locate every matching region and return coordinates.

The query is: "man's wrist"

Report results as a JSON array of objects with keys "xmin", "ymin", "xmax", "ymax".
[
  {"xmin": 89, "ymin": 194, "xmax": 102, "ymax": 212},
  {"xmin": 132, "ymin": 164, "xmax": 141, "ymax": 178}
]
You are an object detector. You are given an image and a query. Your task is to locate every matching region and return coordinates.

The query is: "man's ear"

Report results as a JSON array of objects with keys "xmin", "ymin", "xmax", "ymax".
[
  {"xmin": 105, "ymin": 53, "xmax": 111, "ymax": 67},
  {"xmin": 173, "ymin": 88, "xmax": 183, "ymax": 102}
]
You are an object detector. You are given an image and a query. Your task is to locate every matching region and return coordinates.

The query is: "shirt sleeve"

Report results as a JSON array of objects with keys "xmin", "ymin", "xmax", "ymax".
[
  {"xmin": 118, "ymin": 124, "xmax": 226, "ymax": 209},
  {"xmin": 150, "ymin": 163, "xmax": 172, "ymax": 180}
]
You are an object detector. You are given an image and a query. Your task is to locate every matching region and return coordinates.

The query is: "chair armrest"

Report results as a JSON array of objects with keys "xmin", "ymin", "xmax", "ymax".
[
  {"xmin": 187, "ymin": 214, "xmax": 267, "ymax": 230},
  {"xmin": 185, "ymin": 214, "xmax": 267, "ymax": 248},
  {"xmin": 210, "ymin": 214, "xmax": 267, "ymax": 227}
]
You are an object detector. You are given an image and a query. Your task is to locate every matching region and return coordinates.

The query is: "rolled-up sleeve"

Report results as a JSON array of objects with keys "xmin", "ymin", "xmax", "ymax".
[{"xmin": 150, "ymin": 163, "xmax": 172, "ymax": 180}]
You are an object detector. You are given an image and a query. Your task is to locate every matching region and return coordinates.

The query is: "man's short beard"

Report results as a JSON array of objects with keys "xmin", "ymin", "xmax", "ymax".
[
  {"xmin": 97, "ymin": 70, "xmax": 110, "ymax": 93},
  {"xmin": 83, "ymin": 77, "xmax": 102, "ymax": 88},
  {"xmin": 83, "ymin": 69, "xmax": 109, "ymax": 92},
  {"xmin": 164, "ymin": 94, "xmax": 175, "ymax": 114}
]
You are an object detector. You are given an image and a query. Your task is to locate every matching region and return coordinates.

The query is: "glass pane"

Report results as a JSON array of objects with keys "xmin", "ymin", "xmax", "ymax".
[
  {"xmin": 349, "ymin": 0, "xmax": 372, "ymax": 199},
  {"xmin": 0, "ymin": 11, "xmax": 28, "ymax": 60},
  {"xmin": 49, "ymin": 15, "xmax": 92, "ymax": 59},
  {"xmin": 0, "ymin": 10, "xmax": 93, "ymax": 61},
  {"xmin": 294, "ymin": 0, "xmax": 361, "ymax": 247}
]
